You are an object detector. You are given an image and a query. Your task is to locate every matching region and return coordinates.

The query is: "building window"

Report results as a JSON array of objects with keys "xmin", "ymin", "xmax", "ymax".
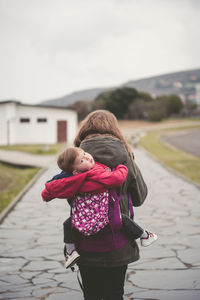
[
  {"xmin": 37, "ymin": 118, "xmax": 47, "ymax": 123},
  {"xmin": 20, "ymin": 118, "xmax": 30, "ymax": 123}
]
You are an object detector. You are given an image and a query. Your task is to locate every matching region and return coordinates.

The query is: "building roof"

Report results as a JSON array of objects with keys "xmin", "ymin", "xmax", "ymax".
[
  {"xmin": 0, "ymin": 100, "xmax": 76, "ymax": 112},
  {"xmin": 0, "ymin": 100, "xmax": 21, "ymax": 105}
]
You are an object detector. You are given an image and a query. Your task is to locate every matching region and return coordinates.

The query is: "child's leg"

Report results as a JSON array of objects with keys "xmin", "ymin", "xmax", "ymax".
[
  {"xmin": 121, "ymin": 214, "xmax": 144, "ymax": 240},
  {"xmin": 63, "ymin": 217, "xmax": 76, "ymax": 254},
  {"xmin": 121, "ymin": 214, "xmax": 157, "ymax": 247},
  {"xmin": 63, "ymin": 217, "xmax": 80, "ymax": 268},
  {"xmin": 63, "ymin": 217, "xmax": 74, "ymax": 243}
]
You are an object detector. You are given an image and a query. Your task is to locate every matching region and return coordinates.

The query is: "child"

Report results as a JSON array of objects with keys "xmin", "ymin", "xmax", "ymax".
[{"xmin": 42, "ymin": 147, "xmax": 157, "ymax": 268}]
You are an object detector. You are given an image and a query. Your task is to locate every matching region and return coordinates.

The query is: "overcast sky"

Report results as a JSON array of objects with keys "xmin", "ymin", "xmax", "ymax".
[{"xmin": 0, "ymin": 0, "xmax": 200, "ymax": 104}]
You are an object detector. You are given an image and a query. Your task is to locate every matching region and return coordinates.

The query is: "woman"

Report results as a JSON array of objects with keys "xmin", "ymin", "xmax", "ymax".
[{"xmin": 73, "ymin": 110, "xmax": 148, "ymax": 300}]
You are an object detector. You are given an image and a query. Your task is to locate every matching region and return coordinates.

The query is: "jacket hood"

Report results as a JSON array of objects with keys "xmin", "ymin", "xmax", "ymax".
[{"xmin": 80, "ymin": 136, "xmax": 127, "ymax": 169}]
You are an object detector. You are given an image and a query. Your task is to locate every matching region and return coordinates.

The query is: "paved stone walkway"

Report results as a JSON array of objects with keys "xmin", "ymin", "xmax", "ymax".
[
  {"xmin": 0, "ymin": 148, "xmax": 200, "ymax": 300},
  {"xmin": 0, "ymin": 149, "xmax": 57, "ymax": 167}
]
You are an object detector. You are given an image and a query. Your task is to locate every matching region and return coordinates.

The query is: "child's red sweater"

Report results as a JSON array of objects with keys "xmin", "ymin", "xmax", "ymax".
[{"xmin": 41, "ymin": 162, "xmax": 128, "ymax": 202}]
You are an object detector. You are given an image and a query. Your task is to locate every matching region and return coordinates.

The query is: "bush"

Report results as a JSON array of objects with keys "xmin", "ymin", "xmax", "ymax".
[
  {"xmin": 128, "ymin": 99, "xmax": 150, "ymax": 119},
  {"xmin": 148, "ymin": 111, "xmax": 165, "ymax": 122},
  {"xmin": 157, "ymin": 95, "xmax": 183, "ymax": 116}
]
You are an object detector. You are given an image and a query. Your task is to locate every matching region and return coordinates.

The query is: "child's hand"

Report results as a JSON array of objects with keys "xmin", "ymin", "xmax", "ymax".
[
  {"xmin": 42, "ymin": 197, "xmax": 49, "ymax": 202},
  {"xmin": 42, "ymin": 196, "xmax": 52, "ymax": 202},
  {"xmin": 41, "ymin": 188, "xmax": 53, "ymax": 202}
]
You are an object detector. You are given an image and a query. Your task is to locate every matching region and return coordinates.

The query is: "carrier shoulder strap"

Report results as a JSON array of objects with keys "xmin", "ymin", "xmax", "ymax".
[
  {"xmin": 128, "ymin": 193, "xmax": 134, "ymax": 220},
  {"xmin": 117, "ymin": 191, "xmax": 134, "ymax": 220}
]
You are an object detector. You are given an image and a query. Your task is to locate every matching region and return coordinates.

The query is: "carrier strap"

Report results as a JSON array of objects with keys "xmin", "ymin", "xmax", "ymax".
[
  {"xmin": 128, "ymin": 194, "xmax": 134, "ymax": 220},
  {"xmin": 119, "ymin": 192, "xmax": 134, "ymax": 220}
]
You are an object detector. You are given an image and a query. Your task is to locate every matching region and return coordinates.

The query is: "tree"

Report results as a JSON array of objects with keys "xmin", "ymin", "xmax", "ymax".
[
  {"xmin": 128, "ymin": 99, "xmax": 149, "ymax": 119},
  {"xmin": 156, "ymin": 95, "xmax": 183, "ymax": 116},
  {"xmin": 67, "ymin": 101, "xmax": 92, "ymax": 121},
  {"xmin": 94, "ymin": 87, "xmax": 138, "ymax": 119}
]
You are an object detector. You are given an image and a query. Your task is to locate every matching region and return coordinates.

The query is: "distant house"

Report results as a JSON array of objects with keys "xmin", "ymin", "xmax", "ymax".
[
  {"xmin": 195, "ymin": 83, "xmax": 200, "ymax": 106},
  {"xmin": 0, "ymin": 101, "xmax": 78, "ymax": 145}
]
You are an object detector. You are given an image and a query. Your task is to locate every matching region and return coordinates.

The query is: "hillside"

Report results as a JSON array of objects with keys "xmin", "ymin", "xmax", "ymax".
[
  {"xmin": 123, "ymin": 68, "xmax": 200, "ymax": 103},
  {"xmin": 39, "ymin": 87, "xmax": 114, "ymax": 107},
  {"xmin": 39, "ymin": 68, "xmax": 200, "ymax": 107}
]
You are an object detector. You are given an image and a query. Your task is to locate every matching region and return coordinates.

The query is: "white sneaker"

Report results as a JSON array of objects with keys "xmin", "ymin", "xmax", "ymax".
[
  {"xmin": 65, "ymin": 250, "xmax": 80, "ymax": 269},
  {"xmin": 140, "ymin": 231, "xmax": 158, "ymax": 247}
]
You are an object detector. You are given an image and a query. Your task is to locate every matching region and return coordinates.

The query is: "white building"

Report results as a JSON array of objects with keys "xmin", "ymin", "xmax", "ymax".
[
  {"xmin": 195, "ymin": 83, "xmax": 200, "ymax": 106},
  {"xmin": 0, "ymin": 101, "xmax": 78, "ymax": 145}
]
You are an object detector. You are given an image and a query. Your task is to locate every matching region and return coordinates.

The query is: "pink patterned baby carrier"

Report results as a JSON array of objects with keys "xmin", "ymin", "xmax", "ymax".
[
  {"xmin": 71, "ymin": 191, "xmax": 110, "ymax": 236},
  {"xmin": 71, "ymin": 189, "xmax": 134, "ymax": 253}
]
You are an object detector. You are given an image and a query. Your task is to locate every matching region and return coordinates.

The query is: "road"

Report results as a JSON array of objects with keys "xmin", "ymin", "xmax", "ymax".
[{"xmin": 161, "ymin": 128, "xmax": 200, "ymax": 158}]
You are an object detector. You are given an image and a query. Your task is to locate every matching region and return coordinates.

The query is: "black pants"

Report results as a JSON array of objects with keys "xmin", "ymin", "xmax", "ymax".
[
  {"xmin": 79, "ymin": 265, "xmax": 127, "ymax": 300},
  {"xmin": 63, "ymin": 214, "xmax": 144, "ymax": 243}
]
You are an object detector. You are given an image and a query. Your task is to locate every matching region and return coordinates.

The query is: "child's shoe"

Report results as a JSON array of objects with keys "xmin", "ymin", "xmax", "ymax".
[
  {"xmin": 140, "ymin": 231, "xmax": 158, "ymax": 247},
  {"xmin": 65, "ymin": 250, "xmax": 80, "ymax": 269}
]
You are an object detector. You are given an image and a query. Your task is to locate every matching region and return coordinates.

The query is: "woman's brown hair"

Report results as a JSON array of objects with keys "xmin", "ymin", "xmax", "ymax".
[{"xmin": 74, "ymin": 110, "xmax": 134, "ymax": 165}]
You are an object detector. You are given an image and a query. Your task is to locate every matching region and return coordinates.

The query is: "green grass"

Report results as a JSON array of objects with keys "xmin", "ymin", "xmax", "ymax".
[
  {"xmin": 0, "ymin": 144, "xmax": 64, "ymax": 155},
  {"xmin": 0, "ymin": 162, "xmax": 40, "ymax": 213},
  {"xmin": 139, "ymin": 127, "xmax": 200, "ymax": 185}
]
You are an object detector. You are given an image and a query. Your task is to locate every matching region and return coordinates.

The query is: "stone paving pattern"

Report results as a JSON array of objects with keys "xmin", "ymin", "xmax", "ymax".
[{"xmin": 0, "ymin": 148, "xmax": 200, "ymax": 300}]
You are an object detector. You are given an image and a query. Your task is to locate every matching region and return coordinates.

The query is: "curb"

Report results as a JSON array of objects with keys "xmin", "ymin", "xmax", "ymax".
[{"xmin": 0, "ymin": 167, "xmax": 47, "ymax": 225}]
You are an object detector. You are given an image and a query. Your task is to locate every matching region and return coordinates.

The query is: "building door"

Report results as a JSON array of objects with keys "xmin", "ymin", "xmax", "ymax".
[{"xmin": 57, "ymin": 120, "xmax": 67, "ymax": 143}]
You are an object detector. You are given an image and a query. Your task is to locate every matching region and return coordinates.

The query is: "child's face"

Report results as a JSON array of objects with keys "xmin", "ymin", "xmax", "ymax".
[{"xmin": 73, "ymin": 149, "xmax": 94, "ymax": 174}]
